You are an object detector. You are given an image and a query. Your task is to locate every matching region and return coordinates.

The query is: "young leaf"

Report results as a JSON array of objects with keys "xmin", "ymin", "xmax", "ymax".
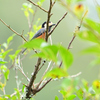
[
  {"xmin": 44, "ymin": 67, "xmax": 68, "ymax": 79},
  {"xmin": 7, "ymin": 34, "xmax": 15, "ymax": 45},
  {"xmin": 78, "ymin": 30, "xmax": 100, "ymax": 43},
  {"xmin": 81, "ymin": 45, "xmax": 100, "ymax": 55},
  {"xmin": 59, "ymin": 45, "xmax": 73, "ymax": 69},
  {"xmin": 23, "ymin": 3, "xmax": 28, "ymax": 9},
  {"xmin": 67, "ymin": 94, "xmax": 76, "ymax": 100},
  {"xmin": 24, "ymin": 10, "xmax": 29, "ymax": 17},
  {"xmin": 2, "ymin": 49, "xmax": 12, "ymax": 59},
  {"xmin": 29, "ymin": 8, "xmax": 34, "ymax": 14},
  {"xmin": 35, "ymin": 45, "xmax": 58, "ymax": 62},
  {"xmin": 2, "ymin": 43, "xmax": 8, "ymax": 49},
  {"xmin": 55, "ymin": 95, "xmax": 59, "ymax": 100},
  {"xmin": 1, "ymin": 65, "xmax": 9, "ymax": 81},
  {"xmin": 85, "ymin": 18, "xmax": 100, "ymax": 34},
  {"xmin": 4, "ymin": 69, "xmax": 9, "ymax": 81},
  {"xmin": 14, "ymin": 88, "xmax": 21, "ymax": 99},
  {"xmin": 22, "ymin": 39, "xmax": 47, "ymax": 49},
  {"xmin": 0, "ymin": 58, "xmax": 7, "ymax": 64}
]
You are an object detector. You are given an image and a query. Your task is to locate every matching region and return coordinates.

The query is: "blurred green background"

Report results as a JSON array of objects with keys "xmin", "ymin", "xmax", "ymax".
[{"xmin": 0, "ymin": 0, "xmax": 100, "ymax": 99}]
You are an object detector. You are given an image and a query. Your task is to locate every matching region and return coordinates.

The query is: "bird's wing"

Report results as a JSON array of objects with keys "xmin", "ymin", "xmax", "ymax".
[{"xmin": 31, "ymin": 28, "xmax": 46, "ymax": 40}]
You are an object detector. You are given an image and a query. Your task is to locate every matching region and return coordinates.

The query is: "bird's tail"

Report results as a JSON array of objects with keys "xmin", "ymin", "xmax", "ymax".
[{"xmin": 21, "ymin": 48, "xmax": 27, "ymax": 54}]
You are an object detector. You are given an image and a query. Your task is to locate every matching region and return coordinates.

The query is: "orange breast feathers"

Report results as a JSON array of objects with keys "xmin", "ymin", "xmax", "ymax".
[{"xmin": 36, "ymin": 32, "xmax": 45, "ymax": 40}]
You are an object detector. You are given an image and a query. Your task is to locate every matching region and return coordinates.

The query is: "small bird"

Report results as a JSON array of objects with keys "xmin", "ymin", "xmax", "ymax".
[{"xmin": 22, "ymin": 21, "xmax": 55, "ymax": 54}]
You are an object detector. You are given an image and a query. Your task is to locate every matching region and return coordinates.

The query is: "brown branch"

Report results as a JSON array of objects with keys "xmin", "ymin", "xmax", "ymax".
[
  {"xmin": 59, "ymin": 11, "xmax": 87, "ymax": 68},
  {"xmin": 0, "ymin": 19, "xmax": 27, "ymax": 41},
  {"xmin": 48, "ymin": 11, "xmax": 68, "ymax": 36},
  {"xmin": 28, "ymin": 11, "xmax": 69, "ymax": 96},
  {"xmin": 67, "ymin": 35, "xmax": 76, "ymax": 50},
  {"xmin": 0, "ymin": 19, "xmax": 27, "ymax": 42},
  {"xmin": 52, "ymin": 0, "xmax": 56, "ymax": 7},
  {"xmin": 45, "ymin": 0, "xmax": 53, "ymax": 41},
  {"xmin": 38, "ymin": 60, "xmax": 46, "ymax": 71},
  {"xmin": 27, "ymin": 0, "xmax": 48, "ymax": 13},
  {"xmin": 26, "ymin": 57, "xmax": 41, "ymax": 98},
  {"xmin": 36, "ymin": 61, "xmax": 52, "ymax": 89}
]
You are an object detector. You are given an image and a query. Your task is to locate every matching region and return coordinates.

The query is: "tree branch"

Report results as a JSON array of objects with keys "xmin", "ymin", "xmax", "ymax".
[
  {"xmin": 48, "ymin": 11, "xmax": 68, "ymax": 36},
  {"xmin": 45, "ymin": 0, "xmax": 53, "ymax": 41},
  {"xmin": 59, "ymin": 10, "xmax": 87, "ymax": 68},
  {"xmin": 0, "ymin": 18, "xmax": 27, "ymax": 42},
  {"xmin": 27, "ymin": 0, "xmax": 48, "ymax": 13},
  {"xmin": 26, "ymin": 57, "xmax": 41, "ymax": 98}
]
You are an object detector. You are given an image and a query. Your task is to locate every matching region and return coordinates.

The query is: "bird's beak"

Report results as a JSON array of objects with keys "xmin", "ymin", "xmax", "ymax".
[{"xmin": 52, "ymin": 23, "xmax": 55, "ymax": 26}]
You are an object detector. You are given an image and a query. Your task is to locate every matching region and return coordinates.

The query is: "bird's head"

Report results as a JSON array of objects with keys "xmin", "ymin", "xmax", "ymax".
[{"xmin": 42, "ymin": 21, "xmax": 55, "ymax": 30}]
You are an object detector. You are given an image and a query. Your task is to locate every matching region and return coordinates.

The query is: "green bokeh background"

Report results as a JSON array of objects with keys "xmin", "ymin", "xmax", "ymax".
[{"xmin": 0, "ymin": 0, "xmax": 100, "ymax": 99}]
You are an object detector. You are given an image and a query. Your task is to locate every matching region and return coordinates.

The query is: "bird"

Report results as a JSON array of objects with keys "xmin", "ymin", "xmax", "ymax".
[{"xmin": 22, "ymin": 21, "xmax": 55, "ymax": 54}]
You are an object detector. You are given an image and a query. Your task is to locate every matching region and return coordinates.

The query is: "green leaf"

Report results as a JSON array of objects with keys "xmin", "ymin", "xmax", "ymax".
[
  {"xmin": 15, "ymin": 49, "xmax": 21, "ymax": 55},
  {"xmin": 76, "ymin": 88, "xmax": 83, "ymax": 99},
  {"xmin": 24, "ymin": 10, "xmax": 29, "ymax": 17},
  {"xmin": 29, "ymin": 8, "xmax": 34, "ymax": 14},
  {"xmin": 81, "ymin": 45, "xmax": 100, "ymax": 55},
  {"xmin": 3, "ymin": 95, "xmax": 11, "ymax": 99},
  {"xmin": 67, "ymin": 94, "xmax": 76, "ymax": 100},
  {"xmin": 0, "ymin": 61, "xmax": 7, "ymax": 64},
  {"xmin": 23, "ymin": 3, "xmax": 28, "ymax": 9},
  {"xmin": 14, "ymin": 88, "xmax": 21, "ymax": 99},
  {"xmin": 82, "ymin": 79, "xmax": 89, "ymax": 92},
  {"xmin": 59, "ymin": 45, "xmax": 73, "ymax": 69},
  {"xmin": 62, "ymin": 78, "xmax": 79, "ymax": 89},
  {"xmin": 22, "ymin": 39, "xmax": 48, "ymax": 49},
  {"xmin": 0, "ymin": 57, "xmax": 7, "ymax": 64},
  {"xmin": 4, "ymin": 69, "xmax": 9, "ymax": 81},
  {"xmin": 90, "ymin": 57, "xmax": 100, "ymax": 66},
  {"xmin": 44, "ymin": 68, "xmax": 68, "ymax": 79},
  {"xmin": 78, "ymin": 30, "xmax": 100, "ymax": 43},
  {"xmin": 1, "ymin": 65, "xmax": 7, "ymax": 72},
  {"xmin": 9, "ymin": 54, "xmax": 15, "ymax": 61},
  {"xmin": 37, "ymin": 0, "xmax": 45, "ymax": 6},
  {"xmin": 35, "ymin": 45, "xmax": 58, "ymax": 62},
  {"xmin": 0, "ymin": 82, "xmax": 6, "ymax": 91},
  {"xmin": 1, "ymin": 65, "xmax": 9, "ymax": 81},
  {"xmin": 2, "ymin": 49, "xmax": 12, "ymax": 59},
  {"xmin": 7, "ymin": 34, "xmax": 15, "ymax": 45},
  {"xmin": 22, "ymin": 85, "xmax": 26, "ymax": 93},
  {"xmin": 85, "ymin": 18, "xmax": 100, "ymax": 34},
  {"xmin": 55, "ymin": 96, "xmax": 59, "ymax": 100},
  {"xmin": 2, "ymin": 43, "xmax": 7, "ymax": 49},
  {"xmin": 9, "ymin": 49, "xmax": 21, "ymax": 61},
  {"xmin": 96, "ymin": 6, "xmax": 100, "ymax": 19}
]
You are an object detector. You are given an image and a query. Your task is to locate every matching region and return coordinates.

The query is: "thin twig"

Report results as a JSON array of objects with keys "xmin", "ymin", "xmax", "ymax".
[
  {"xmin": 69, "ymin": 72, "xmax": 82, "ymax": 78},
  {"xmin": 18, "ymin": 68, "xmax": 30, "ymax": 82},
  {"xmin": 48, "ymin": 11, "xmax": 68, "ymax": 36},
  {"xmin": 67, "ymin": 35, "xmax": 76, "ymax": 50},
  {"xmin": 37, "ymin": 78, "xmax": 52, "ymax": 92},
  {"xmin": 27, "ymin": 0, "xmax": 48, "ymax": 13},
  {"xmin": 59, "ymin": 10, "xmax": 87, "ymax": 68},
  {"xmin": 52, "ymin": 0, "xmax": 56, "ymax": 7},
  {"xmin": 36, "ymin": 61, "xmax": 52, "ymax": 89},
  {"xmin": 0, "ymin": 19, "xmax": 27, "ymax": 42},
  {"xmin": 38, "ymin": 60, "xmax": 46, "ymax": 71},
  {"xmin": 11, "ymin": 89, "xmax": 22, "ymax": 97}
]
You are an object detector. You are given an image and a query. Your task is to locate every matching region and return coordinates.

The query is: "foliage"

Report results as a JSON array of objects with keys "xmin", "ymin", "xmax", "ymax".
[{"xmin": 0, "ymin": 0, "xmax": 100, "ymax": 100}]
